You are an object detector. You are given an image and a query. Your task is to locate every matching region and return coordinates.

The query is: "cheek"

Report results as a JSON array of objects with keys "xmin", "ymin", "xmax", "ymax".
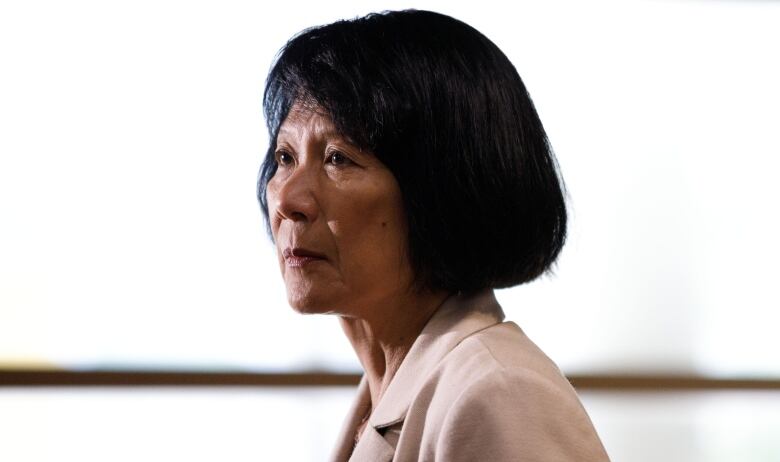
[
  {"xmin": 265, "ymin": 183, "xmax": 286, "ymax": 275},
  {"xmin": 336, "ymin": 183, "xmax": 408, "ymax": 268},
  {"xmin": 370, "ymin": 183, "xmax": 407, "ymax": 242},
  {"xmin": 265, "ymin": 182, "xmax": 282, "ymax": 237}
]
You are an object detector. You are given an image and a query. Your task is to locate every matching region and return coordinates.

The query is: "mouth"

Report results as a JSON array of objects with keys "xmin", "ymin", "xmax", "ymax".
[{"xmin": 282, "ymin": 247, "xmax": 327, "ymax": 267}]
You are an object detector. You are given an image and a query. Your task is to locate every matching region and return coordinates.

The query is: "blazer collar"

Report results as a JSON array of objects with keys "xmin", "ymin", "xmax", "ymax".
[{"xmin": 367, "ymin": 289, "xmax": 505, "ymax": 428}]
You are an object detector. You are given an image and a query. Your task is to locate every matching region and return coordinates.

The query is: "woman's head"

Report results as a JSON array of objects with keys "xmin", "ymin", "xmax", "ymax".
[
  {"xmin": 266, "ymin": 103, "xmax": 413, "ymax": 314},
  {"xmin": 259, "ymin": 10, "xmax": 567, "ymax": 304}
]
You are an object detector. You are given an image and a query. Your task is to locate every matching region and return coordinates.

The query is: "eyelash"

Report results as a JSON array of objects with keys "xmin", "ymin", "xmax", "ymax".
[
  {"xmin": 274, "ymin": 150, "xmax": 294, "ymax": 167},
  {"xmin": 274, "ymin": 149, "xmax": 354, "ymax": 168},
  {"xmin": 326, "ymin": 150, "xmax": 353, "ymax": 167}
]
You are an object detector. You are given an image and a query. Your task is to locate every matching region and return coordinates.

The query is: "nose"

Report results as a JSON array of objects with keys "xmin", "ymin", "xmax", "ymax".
[{"xmin": 270, "ymin": 165, "xmax": 320, "ymax": 224}]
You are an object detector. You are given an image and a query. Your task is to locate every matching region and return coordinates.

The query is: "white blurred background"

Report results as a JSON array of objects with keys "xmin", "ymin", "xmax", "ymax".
[{"xmin": 1, "ymin": 0, "xmax": 779, "ymax": 461}]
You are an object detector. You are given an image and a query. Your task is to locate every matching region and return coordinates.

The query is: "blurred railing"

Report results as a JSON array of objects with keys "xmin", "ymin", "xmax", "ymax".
[{"xmin": 2, "ymin": 370, "xmax": 779, "ymax": 389}]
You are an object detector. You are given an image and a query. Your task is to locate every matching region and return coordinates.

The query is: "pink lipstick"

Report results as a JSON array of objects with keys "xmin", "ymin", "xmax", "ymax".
[{"xmin": 283, "ymin": 247, "xmax": 326, "ymax": 267}]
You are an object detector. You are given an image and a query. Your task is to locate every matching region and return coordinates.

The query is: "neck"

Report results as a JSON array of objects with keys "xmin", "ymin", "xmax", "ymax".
[{"xmin": 339, "ymin": 288, "xmax": 450, "ymax": 412}]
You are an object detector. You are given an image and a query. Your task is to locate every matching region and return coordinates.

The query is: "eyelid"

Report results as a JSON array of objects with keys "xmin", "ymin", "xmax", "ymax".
[
  {"xmin": 274, "ymin": 147, "xmax": 295, "ymax": 166},
  {"xmin": 325, "ymin": 146, "xmax": 357, "ymax": 166}
]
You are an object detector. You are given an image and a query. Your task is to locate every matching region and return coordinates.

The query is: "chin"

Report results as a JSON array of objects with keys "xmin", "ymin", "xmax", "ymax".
[
  {"xmin": 283, "ymin": 272, "xmax": 350, "ymax": 315},
  {"xmin": 286, "ymin": 290, "xmax": 341, "ymax": 315}
]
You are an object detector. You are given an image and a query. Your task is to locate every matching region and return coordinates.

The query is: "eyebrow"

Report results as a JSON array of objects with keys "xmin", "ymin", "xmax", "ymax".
[{"xmin": 276, "ymin": 126, "xmax": 347, "ymax": 144}]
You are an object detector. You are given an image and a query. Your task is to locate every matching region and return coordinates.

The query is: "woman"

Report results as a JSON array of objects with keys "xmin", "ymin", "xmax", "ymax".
[{"xmin": 257, "ymin": 9, "xmax": 609, "ymax": 462}]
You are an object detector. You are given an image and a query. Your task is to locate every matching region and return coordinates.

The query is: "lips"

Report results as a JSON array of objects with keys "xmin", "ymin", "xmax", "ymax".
[{"xmin": 282, "ymin": 247, "xmax": 327, "ymax": 267}]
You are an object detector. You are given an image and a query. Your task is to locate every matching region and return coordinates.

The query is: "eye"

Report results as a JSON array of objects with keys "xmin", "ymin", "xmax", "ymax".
[
  {"xmin": 275, "ymin": 150, "xmax": 294, "ymax": 166},
  {"xmin": 326, "ymin": 150, "xmax": 353, "ymax": 167}
]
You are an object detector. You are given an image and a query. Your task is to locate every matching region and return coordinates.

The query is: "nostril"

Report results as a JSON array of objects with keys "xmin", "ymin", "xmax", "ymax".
[
  {"xmin": 271, "ymin": 169, "xmax": 319, "ymax": 223},
  {"xmin": 290, "ymin": 211, "xmax": 308, "ymax": 221},
  {"xmin": 274, "ymin": 194, "xmax": 315, "ymax": 223}
]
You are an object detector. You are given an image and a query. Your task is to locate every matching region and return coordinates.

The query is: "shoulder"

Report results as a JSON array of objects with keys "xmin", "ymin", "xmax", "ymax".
[
  {"xmin": 415, "ymin": 322, "xmax": 610, "ymax": 461},
  {"xmin": 430, "ymin": 321, "xmax": 578, "ymax": 404}
]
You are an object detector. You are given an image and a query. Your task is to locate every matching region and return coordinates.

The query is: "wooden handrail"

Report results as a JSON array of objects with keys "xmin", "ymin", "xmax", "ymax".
[{"xmin": 2, "ymin": 370, "xmax": 780, "ymax": 389}]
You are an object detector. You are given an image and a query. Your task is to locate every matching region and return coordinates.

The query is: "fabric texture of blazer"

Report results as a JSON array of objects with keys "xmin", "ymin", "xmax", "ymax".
[{"xmin": 329, "ymin": 289, "xmax": 610, "ymax": 462}]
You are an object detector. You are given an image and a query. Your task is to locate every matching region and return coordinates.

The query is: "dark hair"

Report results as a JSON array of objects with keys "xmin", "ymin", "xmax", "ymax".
[{"xmin": 258, "ymin": 9, "xmax": 567, "ymax": 293}]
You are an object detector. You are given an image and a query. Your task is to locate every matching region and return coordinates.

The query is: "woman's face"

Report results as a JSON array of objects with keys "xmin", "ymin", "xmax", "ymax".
[{"xmin": 266, "ymin": 104, "xmax": 413, "ymax": 316}]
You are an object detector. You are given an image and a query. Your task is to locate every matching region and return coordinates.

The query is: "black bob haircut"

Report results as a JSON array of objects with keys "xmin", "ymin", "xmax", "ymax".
[{"xmin": 258, "ymin": 9, "xmax": 567, "ymax": 293}]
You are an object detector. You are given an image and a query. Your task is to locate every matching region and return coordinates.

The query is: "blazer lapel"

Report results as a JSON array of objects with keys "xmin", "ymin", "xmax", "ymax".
[
  {"xmin": 330, "ymin": 376, "xmax": 370, "ymax": 462},
  {"xmin": 348, "ymin": 425, "xmax": 396, "ymax": 462}
]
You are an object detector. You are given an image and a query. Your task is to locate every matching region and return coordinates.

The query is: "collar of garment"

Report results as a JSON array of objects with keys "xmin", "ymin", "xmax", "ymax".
[
  {"xmin": 365, "ymin": 289, "xmax": 505, "ymax": 428},
  {"xmin": 330, "ymin": 289, "xmax": 506, "ymax": 461}
]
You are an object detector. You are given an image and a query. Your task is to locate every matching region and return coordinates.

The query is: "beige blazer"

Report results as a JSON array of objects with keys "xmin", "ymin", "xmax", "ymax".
[{"xmin": 330, "ymin": 290, "xmax": 610, "ymax": 462}]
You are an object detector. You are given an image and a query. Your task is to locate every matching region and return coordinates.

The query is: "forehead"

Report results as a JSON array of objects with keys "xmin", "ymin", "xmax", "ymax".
[{"xmin": 277, "ymin": 104, "xmax": 339, "ymax": 141}]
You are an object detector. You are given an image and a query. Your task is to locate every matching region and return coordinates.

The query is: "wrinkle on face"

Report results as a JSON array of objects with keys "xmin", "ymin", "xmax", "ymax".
[{"xmin": 267, "ymin": 103, "xmax": 412, "ymax": 318}]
